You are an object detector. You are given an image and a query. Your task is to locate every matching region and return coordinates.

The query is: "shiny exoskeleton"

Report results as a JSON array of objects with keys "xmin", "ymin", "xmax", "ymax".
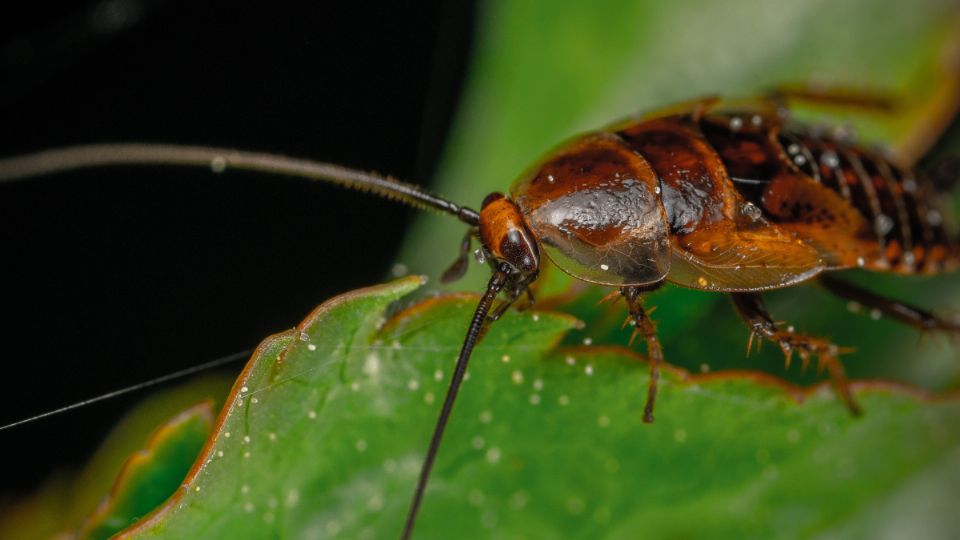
[
  {"xmin": 477, "ymin": 98, "xmax": 958, "ymax": 429},
  {"xmin": 494, "ymin": 99, "xmax": 957, "ymax": 291}
]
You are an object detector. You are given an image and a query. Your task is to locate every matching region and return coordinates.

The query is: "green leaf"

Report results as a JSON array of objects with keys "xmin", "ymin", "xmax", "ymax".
[{"xmin": 117, "ymin": 277, "xmax": 960, "ymax": 538}]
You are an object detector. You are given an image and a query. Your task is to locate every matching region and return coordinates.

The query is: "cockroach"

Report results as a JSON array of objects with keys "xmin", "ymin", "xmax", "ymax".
[{"xmin": 1, "ymin": 92, "xmax": 958, "ymax": 538}]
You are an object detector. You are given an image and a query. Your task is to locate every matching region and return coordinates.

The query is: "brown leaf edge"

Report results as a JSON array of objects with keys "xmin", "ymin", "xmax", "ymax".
[{"xmin": 115, "ymin": 276, "xmax": 959, "ymax": 537}]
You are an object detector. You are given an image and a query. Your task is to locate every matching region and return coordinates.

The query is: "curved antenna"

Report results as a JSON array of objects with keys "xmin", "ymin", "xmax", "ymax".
[
  {"xmin": 401, "ymin": 266, "xmax": 509, "ymax": 540},
  {"xmin": 0, "ymin": 144, "xmax": 480, "ymax": 226}
]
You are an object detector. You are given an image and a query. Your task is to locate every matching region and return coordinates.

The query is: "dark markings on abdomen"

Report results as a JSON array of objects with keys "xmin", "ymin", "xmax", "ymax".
[{"xmin": 698, "ymin": 112, "xmax": 956, "ymax": 273}]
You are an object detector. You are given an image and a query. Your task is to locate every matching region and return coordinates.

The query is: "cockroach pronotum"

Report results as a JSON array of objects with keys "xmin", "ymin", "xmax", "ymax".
[{"xmin": 1, "ymin": 92, "xmax": 958, "ymax": 538}]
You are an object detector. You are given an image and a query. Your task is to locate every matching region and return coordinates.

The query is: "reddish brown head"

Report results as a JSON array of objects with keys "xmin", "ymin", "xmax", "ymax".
[{"xmin": 478, "ymin": 192, "xmax": 539, "ymax": 275}]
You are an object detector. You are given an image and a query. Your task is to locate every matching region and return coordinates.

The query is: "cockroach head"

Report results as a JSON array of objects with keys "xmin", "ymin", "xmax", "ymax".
[{"xmin": 478, "ymin": 192, "xmax": 539, "ymax": 275}]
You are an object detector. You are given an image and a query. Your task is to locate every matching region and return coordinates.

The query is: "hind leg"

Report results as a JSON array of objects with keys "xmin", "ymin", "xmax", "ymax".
[
  {"xmin": 730, "ymin": 292, "xmax": 861, "ymax": 416},
  {"xmin": 819, "ymin": 275, "xmax": 960, "ymax": 335}
]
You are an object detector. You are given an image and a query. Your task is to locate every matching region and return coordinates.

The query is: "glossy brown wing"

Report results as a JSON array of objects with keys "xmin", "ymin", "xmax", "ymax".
[
  {"xmin": 617, "ymin": 113, "xmax": 826, "ymax": 291},
  {"xmin": 698, "ymin": 112, "xmax": 884, "ymax": 270},
  {"xmin": 510, "ymin": 132, "xmax": 671, "ymax": 287},
  {"xmin": 668, "ymin": 220, "xmax": 827, "ymax": 291}
]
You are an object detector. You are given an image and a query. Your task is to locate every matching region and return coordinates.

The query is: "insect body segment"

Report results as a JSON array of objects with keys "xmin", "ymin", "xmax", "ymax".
[
  {"xmin": 510, "ymin": 132, "xmax": 670, "ymax": 287},
  {"xmin": 616, "ymin": 112, "xmax": 827, "ymax": 291},
  {"xmin": 698, "ymin": 107, "xmax": 959, "ymax": 274}
]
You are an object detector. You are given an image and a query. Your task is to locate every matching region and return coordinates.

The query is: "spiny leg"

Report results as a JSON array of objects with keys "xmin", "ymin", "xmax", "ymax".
[
  {"xmin": 621, "ymin": 286, "xmax": 664, "ymax": 423},
  {"xmin": 730, "ymin": 292, "xmax": 862, "ymax": 416},
  {"xmin": 820, "ymin": 274, "xmax": 960, "ymax": 335}
]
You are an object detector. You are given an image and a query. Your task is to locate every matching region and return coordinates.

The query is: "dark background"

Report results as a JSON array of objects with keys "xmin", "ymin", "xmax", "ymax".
[{"xmin": 0, "ymin": 0, "xmax": 475, "ymax": 496}]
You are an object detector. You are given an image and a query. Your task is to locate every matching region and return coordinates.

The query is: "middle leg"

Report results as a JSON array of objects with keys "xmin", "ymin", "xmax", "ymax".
[
  {"xmin": 730, "ymin": 292, "xmax": 862, "ymax": 416},
  {"xmin": 621, "ymin": 286, "xmax": 664, "ymax": 423}
]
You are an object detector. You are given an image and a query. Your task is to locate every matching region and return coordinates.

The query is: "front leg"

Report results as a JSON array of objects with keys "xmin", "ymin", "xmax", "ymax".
[
  {"xmin": 440, "ymin": 228, "xmax": 479, "ymax": 284},
  {"xmin": 730, "ymin": 293, "xmax": 862, "ymax": 416},
  {"xmin": 621, "ymin": 286, "xmax": 664, "ymax": 423}
]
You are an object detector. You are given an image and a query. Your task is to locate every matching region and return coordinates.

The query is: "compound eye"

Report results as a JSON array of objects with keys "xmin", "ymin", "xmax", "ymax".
[{"xmin": 501, "ymin": 228, "xmax": 538, "ymax": 273}]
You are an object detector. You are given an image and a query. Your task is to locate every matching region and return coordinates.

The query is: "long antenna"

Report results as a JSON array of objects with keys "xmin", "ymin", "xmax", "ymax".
[
  {"xmin": 0, "ymin": 144, "xmax": 480, "ymax": 226},
  {"xmin": 0, "ymin": 349, "xmax": 250, "ymax": 432},
  {"xmin": 401, "ymin": 266, "xmax": 509, "ymax": 540}
]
